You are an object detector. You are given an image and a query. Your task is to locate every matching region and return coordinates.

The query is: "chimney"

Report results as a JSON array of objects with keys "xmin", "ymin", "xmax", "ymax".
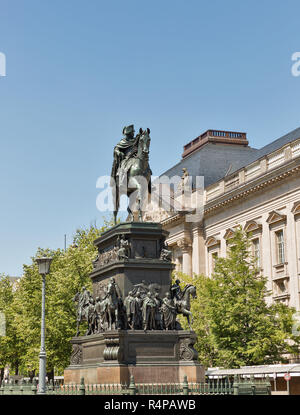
[{"xmin": 182, "ymin": 129, "xmax": 248, "ymax": 159}]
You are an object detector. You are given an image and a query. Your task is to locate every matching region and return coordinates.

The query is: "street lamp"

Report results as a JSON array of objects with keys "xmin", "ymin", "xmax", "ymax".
[{"xmin": 36, "ymin": 256, "xmax": 53, "ymax": 395}]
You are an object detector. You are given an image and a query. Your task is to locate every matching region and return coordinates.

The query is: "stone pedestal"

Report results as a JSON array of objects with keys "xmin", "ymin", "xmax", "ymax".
[
  {"xmin": 64, "ymin": 222, "xmax": 204, "ymax": 384},
  {"xmin": 90, "ymin": 222, "xmax": 174, "ymax": 300},
  {"xmin": 64, "ymin": 330, "xmax": 204, "ymax": 384}
]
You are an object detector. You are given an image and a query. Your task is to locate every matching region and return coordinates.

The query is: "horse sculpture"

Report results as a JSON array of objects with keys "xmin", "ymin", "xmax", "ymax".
[
  {"xmin": 106, "ymin": 279, "xmax": 125, "ymax": 330},
  {"xmin": 174, "ymin": 284, "xmax": 197, "ymax": 329},
  {"xmin": 112, "ymin": 128, "xmax": 152, "ymax": 223}
]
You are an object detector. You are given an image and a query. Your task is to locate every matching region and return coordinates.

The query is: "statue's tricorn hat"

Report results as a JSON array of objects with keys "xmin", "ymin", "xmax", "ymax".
[{"xmin": 123, "ymin": 125, "xmax": 135, "ymax": 135}]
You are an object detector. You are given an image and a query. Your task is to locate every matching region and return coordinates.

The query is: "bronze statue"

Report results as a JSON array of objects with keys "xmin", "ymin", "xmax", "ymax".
[
  {"xmin": 106, "ymin": 277, "xmax": 123, "ymax": 330},
  {"xmin": 160, "ymin": 241, "xmax": 172, "ymax": 262},
  {"xmin": 131, "ymin": 280, "xmax": 149, "ymax": 298},
  {"xmin": 133, "ymin": 291, "xmax": 143, "ymax": 329},
  {"xmin": 161, "ymin": 292, "xmax": 177, "ymax": 330},
  {"xmin": 111, "ymin": 125, "xmax": 152, "ymax": 223},
  {"xmin": 73, "ymin": 286, "xmax": 92, "ymax": 336},
  {"xmin": 154, "ymin": 292, "xmax": 163, "ymax": 330},
  {"xmin": 173, "ymin": 284, "xmax": 197, "ymax": 330},
  {"xmin": 124, "ymin": 291, "xmax": 136, "ymax": 329},
  {"xmin": 171, "ymin": 279, "xmax": 183, "ymax": 301},
  {"xmin": 111, "ymin": 125, "xmax": 138, "ymax": 185},
  {"xmin": 86, "ymin": 298, "xmax": 96, "ymax": 335},
  {"xmin": 142, "ymin": 291, "xmax": 157, "ymax": 331},
  {"xmin": 117, "ymin": 234, "xmax": 130, "ymax": 260},
  {"xmin": 73, "ymin": 279, "xmax": 197, "ymax": 334}
]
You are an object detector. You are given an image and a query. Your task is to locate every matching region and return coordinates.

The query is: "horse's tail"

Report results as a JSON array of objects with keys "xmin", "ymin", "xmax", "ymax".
[{"xmin": 112, "ymin": 181, "xmax": 119, "ymax": 222}]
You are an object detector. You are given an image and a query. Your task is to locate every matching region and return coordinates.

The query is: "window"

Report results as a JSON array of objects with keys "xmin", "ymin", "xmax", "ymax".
[
  {"xmin": 252, "ymin": 238, "xmax": 260, "ymax": 268},
  {"xmin": 276, "ymin": 230, "xmax": 285, "ymax": 264},
  {"xmin": 211, "ymin": 252, "xmax": 218, "ymax": 271}
]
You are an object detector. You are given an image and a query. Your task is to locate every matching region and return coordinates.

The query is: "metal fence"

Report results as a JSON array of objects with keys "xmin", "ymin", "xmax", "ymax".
[{"xmin": 0, "ymin": 375, "xmax": 271, "ymax": 396}]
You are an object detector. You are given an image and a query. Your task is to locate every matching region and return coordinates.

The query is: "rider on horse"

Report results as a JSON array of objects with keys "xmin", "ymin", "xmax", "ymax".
[
  {"xmin": 110, "ymin": 125, "xmax": 139, "ymax": 189},
  {"xmin": 170, "ymin": 279, "xmax": 183, "ymax": 302}
]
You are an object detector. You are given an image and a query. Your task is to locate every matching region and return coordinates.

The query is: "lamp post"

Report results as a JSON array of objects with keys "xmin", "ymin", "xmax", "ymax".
[{"xmin": 36, "ymin": 256, "xmax": 53, "ymax": 395}]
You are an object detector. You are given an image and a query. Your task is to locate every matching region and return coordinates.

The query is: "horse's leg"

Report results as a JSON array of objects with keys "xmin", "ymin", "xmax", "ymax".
[
  {"xmin": 128, "ymin": 177, "xmax": 143, "ymax": 221},
  {"xmin": 76, "ymin": 319, "xmax": 80, "ymax": 336},
  {"xmin": 182, "ymin": 309, "xmax": 192, "ymax": 330},
  {"xmin": 186, "ymin": 311, "xmax": 193, "ymax": 329},
  {"xmin": 136, "ymin": 176, "xmax": 148, "ymax": 222},
  {"xmin": 107, "ymin": 307, "xmax": 111, "ymax": 330},
  {"xmin": 136, "ymin": 180, "xmax": 142, "ymax": 222},
  {"xmin": 127, "ymin": 205, "xmax": 134, "ymax": 222},
  {"xmin": 76, "ymin": 310, "xmax": 82, "ymax": 336},
  {"xmin": 112, "ymin": 179, "xmax": 119, "ymax": 225},
  {"xmin": 110, "ymin": 308, "xmax": 113, "ymax": 330},
  {"xmin": 115, "ymin": 307, "xmax": 119, "ymax": 329}
]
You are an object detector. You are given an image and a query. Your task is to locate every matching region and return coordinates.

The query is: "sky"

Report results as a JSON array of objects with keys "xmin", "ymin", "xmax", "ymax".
[{"xmin": 0, "ymin": 0, "xmax": 300, "ymax": 276}]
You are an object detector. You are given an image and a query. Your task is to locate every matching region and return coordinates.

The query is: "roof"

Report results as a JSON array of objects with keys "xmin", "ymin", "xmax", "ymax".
[
  {"xmin": 158, "ymin": 126, "xmax": 300, "ymax": 189},
  {"xmin": 159, "ymin": 142, "xmax": 257, "ymax": 188},
  {"xmin": 207, "ymin": 363, "xmax": 300, "ymax": 377},
  {"xmin": 229, "ymin": 126, "xmax": 300, "ymax": 175}
]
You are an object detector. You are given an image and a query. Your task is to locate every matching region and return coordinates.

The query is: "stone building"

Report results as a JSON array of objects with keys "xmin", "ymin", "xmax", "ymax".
[{"xmin": 144, "ymin": 127, "xmax": 300, "ymax": 311}]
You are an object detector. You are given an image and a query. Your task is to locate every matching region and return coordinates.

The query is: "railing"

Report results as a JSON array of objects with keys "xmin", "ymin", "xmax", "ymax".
[
  {"xmin": 204, "ymin": 138, "xmax": 300, "ymax": 204},
  {"xmin": 0, "ymin": 375, "xmax": 271, "ymax": 396},
  {"xmin": 183, "ymin": 130, "xmax": 247, "ymax": 154}
]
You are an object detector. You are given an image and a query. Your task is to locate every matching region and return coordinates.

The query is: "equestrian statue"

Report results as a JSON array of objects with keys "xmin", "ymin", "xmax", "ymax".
[{"xmin": 110, "ymin": 125, "xmax": 152, "ymax": 223}]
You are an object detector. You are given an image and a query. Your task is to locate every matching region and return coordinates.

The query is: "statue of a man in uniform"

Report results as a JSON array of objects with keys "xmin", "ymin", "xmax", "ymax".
[
  {"xmin": 170, "ymin": 279, "xmax": 183, "ymax": 302},
  {"xmin": 124, "ymin": 291, "xmax": 136, "ymax": 329},
  {"xmin": 161, "ymin": 292, "xmax": 177, "ymax": 330},
  {"xmin": 110, "ymin": 125, "xmax": 138, "ymax": 189}
]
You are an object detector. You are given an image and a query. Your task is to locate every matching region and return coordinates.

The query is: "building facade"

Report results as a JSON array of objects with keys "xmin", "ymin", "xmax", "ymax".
[{"xmin": 144, "ymin": 127, "xmax": 300, "ymax": 310}]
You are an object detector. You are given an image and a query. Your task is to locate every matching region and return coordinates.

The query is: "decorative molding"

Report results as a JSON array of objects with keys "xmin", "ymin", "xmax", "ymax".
[
  {"xmin": 177, "ymin": 238, "xmax": 192, "ymax": 251},
  {"xmin": 70, "ymin": 344, "xmax": 82, "ymax": 365},
  {"xmin": 205, "ymin": 164, "xmax": 300, "ymax": 215},
  {"xmin": 292, "ymin": 201, "xmax": 300, "ymax": 216},
  {"xmin": 266, "ymin": 210, "xmax": 287, "ymax": 225},
  {"xmin": 205, "ymin": 236, "xmax": 221, "ymax": 248},
  {"xmin": 103, "ymin": 338, "xmax": 120, "ymax": 361},
  {"xmin": 161, "ymin": 213, "xmax": 182, "ymax": 226},
  {"xmin": 179, "ymin": 337, "xmax": 198, "ymax": 361},
  {"xmin": 224, "ymin": 227, "xmax": 238, "ymax": 240},
  {"xmin": 244, "ymin": 219, "xmax": 262, "ymax": 233}
]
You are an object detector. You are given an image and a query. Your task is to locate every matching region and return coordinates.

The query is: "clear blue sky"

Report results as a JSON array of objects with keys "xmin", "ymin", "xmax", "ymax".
[{"xmin": 0, "ymin": 0, "xmax": 300, "ymax": 276}]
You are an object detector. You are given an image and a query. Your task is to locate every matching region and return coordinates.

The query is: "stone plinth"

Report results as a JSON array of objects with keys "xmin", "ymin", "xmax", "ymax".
[
  {"xmin": 64, "ymin": 222, "xmax": 204, "ymax": 384},
  {"xmin": 90, "ymin": 222, "xmax": 174, "ymax": 299},
  {"xmin": 64, "ymin": 330, "xmax": 204, "ymax": 384}
]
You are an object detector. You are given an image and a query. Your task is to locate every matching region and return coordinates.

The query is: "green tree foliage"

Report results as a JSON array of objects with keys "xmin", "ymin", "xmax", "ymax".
[
  {"xmin": 176, "ymin": 227, "xmax": 300, "ymax": 368},
  {"xmin": 9, "ymin": 221, "xmax": 111, "ymax": 376},
  {"xmin": 0, "ymin": 275, "xmax": 24, "ymax": 375}
]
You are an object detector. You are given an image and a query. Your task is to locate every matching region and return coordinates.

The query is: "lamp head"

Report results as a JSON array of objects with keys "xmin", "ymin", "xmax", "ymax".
[{"xmin": 36, "ymin": 257, "xmax": 53, "ymax": 275}]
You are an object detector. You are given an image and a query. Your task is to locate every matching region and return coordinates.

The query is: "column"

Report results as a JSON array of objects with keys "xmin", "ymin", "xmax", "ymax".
[
  {"xmin": 178, "ymin": 238, "xmax": 192, "ymax": 276},
  {"xmin": 192, "ymin": 226, "xmax": 205, "ymax": 276}
]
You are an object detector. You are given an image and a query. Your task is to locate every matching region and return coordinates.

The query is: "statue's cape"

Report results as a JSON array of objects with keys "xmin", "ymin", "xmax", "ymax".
[
  {"xmin": 110, "ymin": 136, "xmax": 139, "ymax": 187},
  {"xmin": 115, "ymin": 137, "xmax": 137, "ymax": 150}
]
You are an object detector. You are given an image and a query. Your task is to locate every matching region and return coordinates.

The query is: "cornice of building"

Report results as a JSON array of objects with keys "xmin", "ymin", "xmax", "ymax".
[
  {"xmin": 161, "ymin": 213, "xmax": 183, "ymax": 227},
  {"xmin": 204, "ymin": 157, "xmax": 300, "ymax": 215}
]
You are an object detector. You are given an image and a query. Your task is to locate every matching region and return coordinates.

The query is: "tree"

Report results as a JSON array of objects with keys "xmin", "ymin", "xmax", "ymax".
[
  {"xmin": 10, "ymin": 221, "xmax": 111, "ymax": 376},
  {"xmin": 0, "ymin": 275, "xmax": 24, "ymax": 379},
  {"xmin": 176, "ymin": 227, "xmax": 300, "ymax": 368}
]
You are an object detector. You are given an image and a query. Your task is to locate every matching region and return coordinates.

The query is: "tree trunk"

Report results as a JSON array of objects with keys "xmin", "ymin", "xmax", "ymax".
[
  {"xmin": 46, "ymin": 368, "xmax": 54, "ymax": 384},
  {"xmin": 28, "ymin": 369, "xmax": 35, "ymax": 382},
  {"xmin": 0, "ymin": 367, "xmax": 4, "ymax": 384},
  {"xmin": 15, "ymin": 361, "xmax": 19, "ymax": 375}
]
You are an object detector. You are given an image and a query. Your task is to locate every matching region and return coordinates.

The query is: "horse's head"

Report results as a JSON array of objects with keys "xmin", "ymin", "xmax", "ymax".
[
  {"xmin": 190, "ymin": 285, "xmax": 197, "ymax": 299},
  {"xmin": 138, "ymin": 128, "xmax": 151, "ymax": 157},
  {"xmin": 183, "ymin": 284, "xmax": 197, "ymax": 300}
]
